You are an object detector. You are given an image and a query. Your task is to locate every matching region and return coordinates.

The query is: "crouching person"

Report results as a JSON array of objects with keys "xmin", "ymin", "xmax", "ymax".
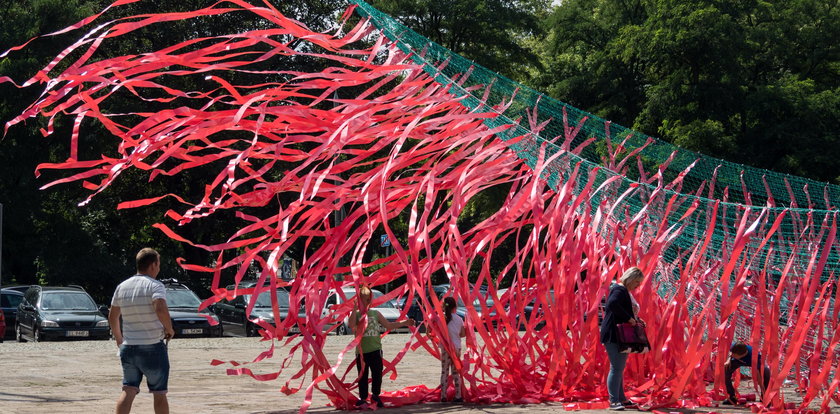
[{"xmin": 722, "ymin": 341, "xmax": 770, "ymax": 405}]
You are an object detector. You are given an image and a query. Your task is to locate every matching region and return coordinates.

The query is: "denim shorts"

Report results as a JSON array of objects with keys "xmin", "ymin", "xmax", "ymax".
[{"xmin": 120, "ymin": 341, "xmax": 169, "ymax": 394}]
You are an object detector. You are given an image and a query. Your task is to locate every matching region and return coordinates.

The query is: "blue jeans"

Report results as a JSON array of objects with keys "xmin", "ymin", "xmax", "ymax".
[
  {"xmin": 604, "ymin": 342, "xmax": 628, "ymax": 403},
  {"xmin": 120, "ymin": 341, "xmax": 170, "ymax": 394}
]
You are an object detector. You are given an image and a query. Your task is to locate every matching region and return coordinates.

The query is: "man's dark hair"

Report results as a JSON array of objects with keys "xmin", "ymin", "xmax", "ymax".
[
  {"xmin": 136, "ymin": 248, "xmax": 160, "ymax": 272},
  {"xmin": 731, "ymin": 342, "xmax": 748, "ymax": 356}
]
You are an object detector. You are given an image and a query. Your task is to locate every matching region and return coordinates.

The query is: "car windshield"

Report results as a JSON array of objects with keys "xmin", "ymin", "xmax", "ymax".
[
  {"xmin": 253, "ymin": 289, "xmax": 290, "ymax": 308},
  {"xmin": 342, "ymin": 290, "xmax": 396, "ymax": 309},
  {"xmin": 457, "ymin": 296, "xmax": 494, "ymax": 311},
  {"xmin": 2, "ymin": 293, "xmax": 23, "ymax": 308},
  {"xmin": 40, "ymin": 292, "xmax": 97, "ymax": 310},
  {"xmin": 166, "ymin": 289, "xmax": 202, "ymax": 308}
]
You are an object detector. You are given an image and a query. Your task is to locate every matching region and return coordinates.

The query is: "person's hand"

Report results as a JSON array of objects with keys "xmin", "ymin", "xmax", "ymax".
[
  {"xmin": 164, "ymin": 327, "xmax": 175, "ymax": 344},
  {"xmin": 724, "ymin": 360, "xmax": 731, "ymax": 371},
  {"xmin": 405, "ymin": 318, "xmax": 416, "ymax": 327},
  {"xmin": 114, "ymin": 336, "xmax": 123, "ymax": 348},
  {"xmin": 628, "ymin": 318, "xmax": 637, "ymax": 326}
]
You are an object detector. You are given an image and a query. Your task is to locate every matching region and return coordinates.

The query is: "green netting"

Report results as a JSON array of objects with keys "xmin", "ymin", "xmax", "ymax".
[
  {"xmin": 351, "ymin": 1, "xmax": 840, "ymax": 212},
  {"xmin": 351, "ymin": 0, "xmax": 839, "ymax": 293}
]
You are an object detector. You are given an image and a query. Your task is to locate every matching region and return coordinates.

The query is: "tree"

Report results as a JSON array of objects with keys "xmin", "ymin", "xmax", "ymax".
[
  {"xmin": 541, "ymin": 0, "xmax": 840, "ymax": 183},
  {"xmin": 371, "ymin": 0, "xmax": 549, "ymax": 80},
  {"xmin": 0, "ymin": 0, "xmax": 345, "ymax": 300},
  {"xmin": 536, "ymin": 0, "xmax": 649, "ymax": 125}
]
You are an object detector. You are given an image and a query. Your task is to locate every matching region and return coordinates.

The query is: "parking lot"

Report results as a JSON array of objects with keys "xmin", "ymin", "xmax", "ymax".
[
  {"xmin": 0, "ymin": 335, "xmax": 546, "ymax": 414},
  {"xmin": 0, "ymin": 334, "xmax": 765, "ymax": 414}
]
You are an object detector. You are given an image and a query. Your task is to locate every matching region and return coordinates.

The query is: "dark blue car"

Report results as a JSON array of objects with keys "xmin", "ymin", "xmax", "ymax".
[
  {"xmin": 16, "ymin": 286, "xmax": 110, "ymax": 342},
  {"xmin": 1, "ymin": 288, "xmax": 24, "ymax": 339},
  {"xmin": 161, "ymin": 279, "xmax": 223, "ymax": 338}
]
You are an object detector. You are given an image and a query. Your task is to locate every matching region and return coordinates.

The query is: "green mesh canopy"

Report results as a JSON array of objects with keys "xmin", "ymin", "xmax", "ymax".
[{"xmin": 351, "ymin": 0, "xmax": 839, "ymax": 291}]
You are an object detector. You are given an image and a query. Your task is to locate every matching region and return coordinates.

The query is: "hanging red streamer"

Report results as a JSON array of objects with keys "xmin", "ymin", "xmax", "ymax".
[{"xmin": 2, "ymin": 1, "xmax": 838, "ymax": 413}]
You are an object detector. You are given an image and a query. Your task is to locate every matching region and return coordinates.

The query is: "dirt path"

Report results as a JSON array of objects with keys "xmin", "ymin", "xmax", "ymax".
[{"xmin": 0, "ymin": 335, "xmax": 759, "ymax": 414}]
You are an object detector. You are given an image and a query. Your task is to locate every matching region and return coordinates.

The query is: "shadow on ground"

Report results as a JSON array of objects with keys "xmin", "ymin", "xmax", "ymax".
[
  {"xmin": 655, "ymin": 408, "xmax": 753, "ymax": 413},
  {"xmin": 255, "ymin": 402, "xmax": 559, "ymax": 414},
  {"xmin": 256, "ymin": 403, "xmax": 759, "ymax": 414},
  {"xmin": 0, "ymin": 391, "xmax": 100, "ymax": 403}
]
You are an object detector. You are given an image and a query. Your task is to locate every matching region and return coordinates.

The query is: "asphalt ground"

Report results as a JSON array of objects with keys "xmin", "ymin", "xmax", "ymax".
[{"xmin": 0, "ymin": 334, "xmax": 773, "ymax": 414}]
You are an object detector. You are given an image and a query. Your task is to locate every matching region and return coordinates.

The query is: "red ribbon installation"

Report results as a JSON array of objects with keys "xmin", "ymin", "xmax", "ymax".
[{"xmin": 2, "ymin": 1, "xmax": 838, "ymax": 412}]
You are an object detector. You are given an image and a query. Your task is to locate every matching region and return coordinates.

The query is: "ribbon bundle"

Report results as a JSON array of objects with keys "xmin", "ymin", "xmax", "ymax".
[{"xmin": 2, "ymin": 1, "xmax": 838, "ymax": 412}]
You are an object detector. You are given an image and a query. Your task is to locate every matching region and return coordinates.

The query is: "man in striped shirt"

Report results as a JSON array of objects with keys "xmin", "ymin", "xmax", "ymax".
[{"xmin": 108, "ymin": 248, "xmax": 175, "ymax": 414}]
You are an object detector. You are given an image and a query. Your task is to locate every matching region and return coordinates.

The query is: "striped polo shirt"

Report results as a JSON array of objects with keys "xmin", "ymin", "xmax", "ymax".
[{"xmin": 111, "ymin": 274, "xmax": 167, "ymax": 345}]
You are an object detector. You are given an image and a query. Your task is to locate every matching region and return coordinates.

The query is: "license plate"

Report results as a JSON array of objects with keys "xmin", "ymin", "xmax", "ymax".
[
  {"xmin": 182, "ymin": 328, "xmax": 204, "ymax": 334},
  {"xmin": 67, "ymin": 330, "xmax": 89, "ymax": 337}
]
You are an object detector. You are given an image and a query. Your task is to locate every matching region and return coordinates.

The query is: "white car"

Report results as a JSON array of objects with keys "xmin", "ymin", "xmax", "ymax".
[{"xmin": 322, "ymin": 288, "xmax": 406, "ymax": 335}]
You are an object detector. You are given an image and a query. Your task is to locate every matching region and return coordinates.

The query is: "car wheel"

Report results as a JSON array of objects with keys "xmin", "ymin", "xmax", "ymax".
[
  {"xmin": 336, "ymin": 323, "xmax": 348, "ymax": 335},
  {"xmin": 245, "ymin": 322, "xmax": 257, "ymax": 337},
  {"xmin": 217, "ymin": 324, "xmax": 224, "ymax": 337},
  {"xmin": 16, "ymin": 323, "xmax": 25, "ymax": 342},
  {"xmin": 34, "ymin": 327, "xmax": 42, "ymax": 342}
]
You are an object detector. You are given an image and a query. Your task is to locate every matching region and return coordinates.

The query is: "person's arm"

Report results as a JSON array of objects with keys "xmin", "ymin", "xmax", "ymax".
[
  {"xmin": 349, "ymin": 310, "xmax": 362, "ymax": 335},
  {"xmin": 109, "ymin": 305, "xmax": 123, "ymax": 347},
  {"xmin": 153, "ymin": 298, "xmax": 175, "ymax": 342},
  {"xmin": 375, "ymin": 311, "xmax": 415, "ymax": 331},
  {"xmin": 459, "ymin": 325, "xmax": 466, "ymax": 338}
]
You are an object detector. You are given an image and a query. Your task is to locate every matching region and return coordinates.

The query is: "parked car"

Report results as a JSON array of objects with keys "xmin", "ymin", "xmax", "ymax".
[
  {"xmin": 212, "ymin": 282, "xmax": 300, "ymax": 337},
  {"xmin": 323, "ymin": 287, "xmax": 406, "ymax": 335},
  {"xmin": 1, "ymin": 288, "xmax": 24, "ymax": 339},
  {"xmin": 502, "ymin": 287, "xmax": 545, "ymax": 330},
  {"xmin": 16, "ymin": 286, "xmax": 110, "ymax": 342},
  {"xmin": 432, "ymin": 283, "xmax": 497, "ymax": 328},
  {"xmin": 2, "ymin": 285, "xmax": 33, "ymax": 294},
  {"xmin": 394, "ymin": 285, "xmax": 457, "ymax": 331},
  {"xmin": 394, "ymin": 295, "xmax": 424, "ymax": 327},
  {"xmin": 160, "ymin": 279, "xmax": 223, "ymax": 338}
]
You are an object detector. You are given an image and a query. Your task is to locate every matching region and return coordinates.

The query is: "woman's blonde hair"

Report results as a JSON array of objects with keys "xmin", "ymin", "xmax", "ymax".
[{"xmin": 620, "ymin": 267, "xmax": 644, "ymax": 286}]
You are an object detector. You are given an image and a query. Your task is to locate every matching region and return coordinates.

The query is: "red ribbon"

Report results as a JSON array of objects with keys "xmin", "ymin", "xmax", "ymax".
[{"xmin": 3, "ymin": 1, "xmax": 839, "ymax": 413}]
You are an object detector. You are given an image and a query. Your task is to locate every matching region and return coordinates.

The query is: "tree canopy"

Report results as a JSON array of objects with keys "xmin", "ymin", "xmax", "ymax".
[
  {"xmin": 0, "ymin": 0, "xmax": 838, "ymax": 299},
  {"xmin": 539, "ymin": 0, "xmax": 840, "ymax": 182}
]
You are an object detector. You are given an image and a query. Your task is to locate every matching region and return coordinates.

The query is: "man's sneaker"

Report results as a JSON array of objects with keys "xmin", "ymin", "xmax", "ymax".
[
  {"xmin": 354, "ymin": 399, "xmax": 367, "ymax": 408},
  {"xmin": 451, "ymin": 397, "xmax": 463, "ymax": 403},
  {"xmin": 371, "ymin": 396, "xmax": 384, "ymax": 408},
  {"xmin": 610, "ymin": 402, "xmax": 626, "ymax": 411}
]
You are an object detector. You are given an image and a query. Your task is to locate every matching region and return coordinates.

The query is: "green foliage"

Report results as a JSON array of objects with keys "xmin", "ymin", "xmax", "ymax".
[
  {"xmin": 541, "ymin": 0, "xmax": 840, "ymax": 183},
  {"xmin": 0, "ymin": 0, "xmax": 345, "ymax": 301},
  {"xmin": 370, "ymin": 0, "xmax": 550, "ymax": 80},
  {"xmin": 1, "ymin": 0, "xmax": 109, "ymax": 298}
]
